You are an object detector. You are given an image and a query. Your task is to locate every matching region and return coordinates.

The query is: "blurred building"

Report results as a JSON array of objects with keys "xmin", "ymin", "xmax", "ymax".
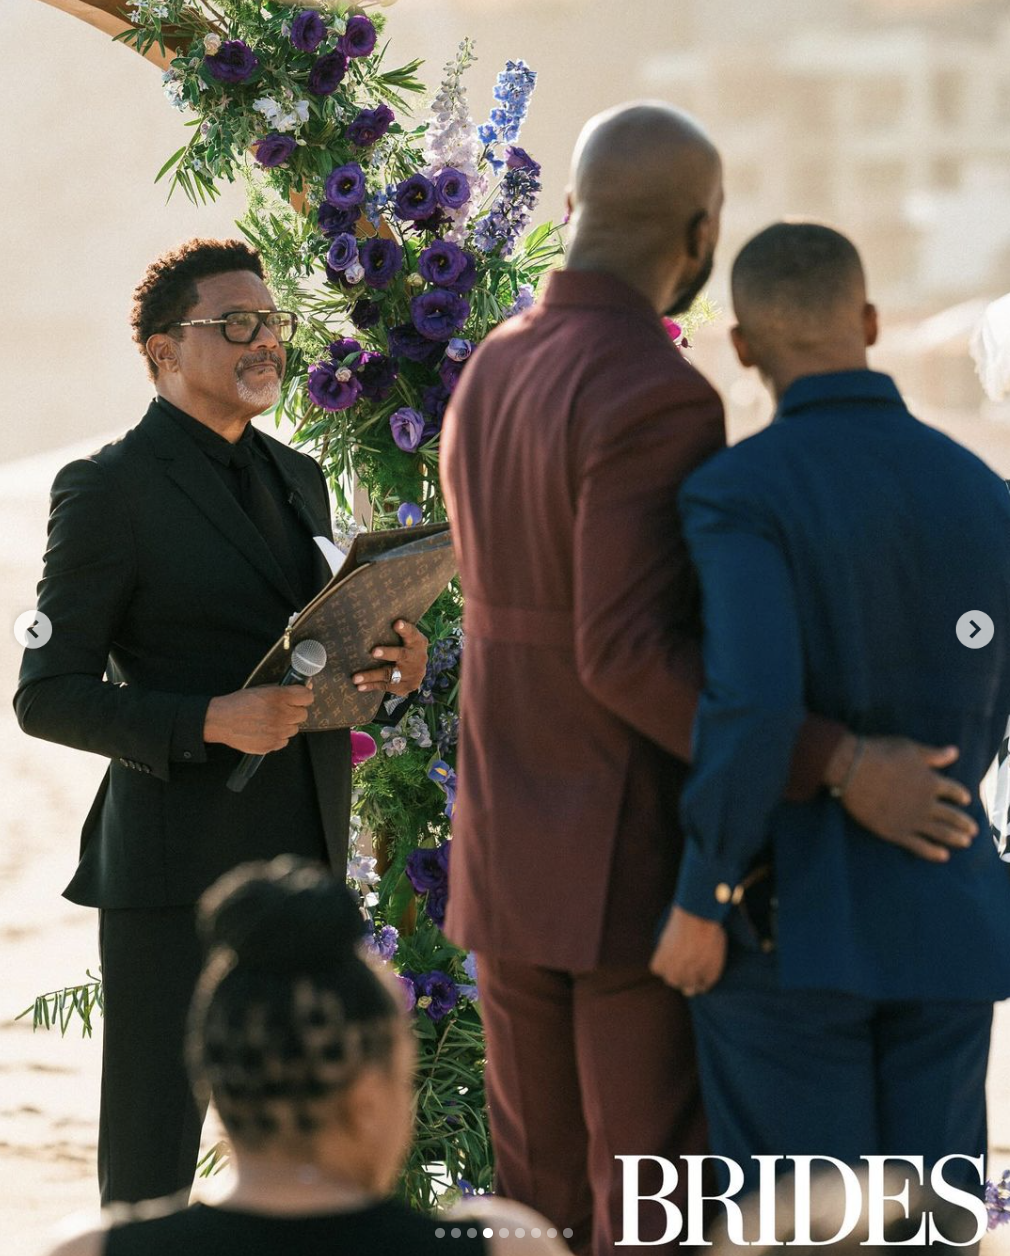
[{"xmin": 641, "ymin": 2, "xmax": 1010, "ymax": 315}]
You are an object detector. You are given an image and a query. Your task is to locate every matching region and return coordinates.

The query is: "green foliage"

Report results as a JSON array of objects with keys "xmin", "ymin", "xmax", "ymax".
[{"xmin": 17, "ymin": 973, "xmax": 104, "ymax": 1037}]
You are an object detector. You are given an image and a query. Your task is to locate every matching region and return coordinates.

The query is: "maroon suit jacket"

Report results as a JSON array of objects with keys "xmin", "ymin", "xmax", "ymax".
[{"xmin": 441, "ymin": 270, "xmax": 838, "ymax": 971}]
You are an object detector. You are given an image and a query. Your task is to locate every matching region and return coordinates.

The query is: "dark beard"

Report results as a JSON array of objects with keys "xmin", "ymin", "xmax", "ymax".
[{"xmin": 664, "ymin": 249, "xmax": 715, "ymax": 318}]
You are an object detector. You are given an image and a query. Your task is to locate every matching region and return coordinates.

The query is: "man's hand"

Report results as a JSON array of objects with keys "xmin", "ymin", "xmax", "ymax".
[
  {"xmin": 831, "ymin": 734, "xmax": 977, "ymax": 863},
  {"xmin": 352, "ymin": 620, "xmax": 429, "ymax": 697},
  {"xmin": 203, "ymin": 684, "xmax": 315, "ymax": 754},
  {"xmin": 649, "ymin": 905, "xmax": 728, "ymax": 997}
]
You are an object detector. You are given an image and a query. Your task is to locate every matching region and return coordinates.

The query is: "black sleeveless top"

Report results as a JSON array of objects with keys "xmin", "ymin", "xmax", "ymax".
[{"xmin": 103, "ymin": 1198, "xmax": 488, "ymax": 1255}]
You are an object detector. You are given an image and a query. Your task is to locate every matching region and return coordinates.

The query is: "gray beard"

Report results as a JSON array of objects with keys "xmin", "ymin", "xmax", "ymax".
[{"xmin": 235, "ymin": 375, "xmax": 281, "ymax": 410}]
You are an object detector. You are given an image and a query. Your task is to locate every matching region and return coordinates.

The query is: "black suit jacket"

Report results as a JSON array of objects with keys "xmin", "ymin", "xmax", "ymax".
[{"xmin": 14, "ymin": 401, "xmax": 351, "ymax": 908}]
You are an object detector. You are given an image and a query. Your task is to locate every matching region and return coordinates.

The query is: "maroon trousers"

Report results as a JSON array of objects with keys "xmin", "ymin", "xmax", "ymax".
[{"xmin": 477, "ymin": 955, "xmax": 707, "ymax": 1256}]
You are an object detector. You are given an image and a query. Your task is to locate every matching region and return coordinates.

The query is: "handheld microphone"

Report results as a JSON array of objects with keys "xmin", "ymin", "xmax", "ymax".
[{"xmin": 226, "ymin": 638, "xmax": 328, "ymax": 794}]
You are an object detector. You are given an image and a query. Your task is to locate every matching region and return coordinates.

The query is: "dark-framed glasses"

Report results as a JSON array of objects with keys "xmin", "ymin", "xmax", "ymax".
[{"xmin": 171, "ymin": 310, "xmax": 299, "ymax": 344}]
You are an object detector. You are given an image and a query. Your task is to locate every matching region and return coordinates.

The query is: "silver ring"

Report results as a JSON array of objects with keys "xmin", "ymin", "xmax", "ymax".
[{"xmin": 389, "ymin": 667, "xmax": 403, "ymax": 687}]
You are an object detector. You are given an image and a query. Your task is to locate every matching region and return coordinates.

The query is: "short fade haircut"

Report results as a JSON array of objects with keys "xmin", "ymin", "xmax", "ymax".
[
  {"xmin": 130, "ymin": 238, "xmax": 265, "ymax": 380},
  {"xmin": 731, "ymin": 221, "xmax": 865, "ymax": 327}
]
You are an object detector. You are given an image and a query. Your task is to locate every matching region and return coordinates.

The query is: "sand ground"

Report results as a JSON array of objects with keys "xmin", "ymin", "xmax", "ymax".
[{"xmin": 6, "ymin": 409, "xmax": 1010, "ymax": 1252}]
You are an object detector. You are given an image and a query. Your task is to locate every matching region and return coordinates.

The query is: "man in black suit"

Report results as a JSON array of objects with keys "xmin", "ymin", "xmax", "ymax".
[{"xmin": 14, "ymin": 239, "xmax": 427, "ymax": 1205}]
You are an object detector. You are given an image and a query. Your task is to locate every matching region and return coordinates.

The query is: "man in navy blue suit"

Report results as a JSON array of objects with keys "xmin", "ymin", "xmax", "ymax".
[{"xmin": 651, "ymin": 222, "xmax": 1010, "ymax": 1192}]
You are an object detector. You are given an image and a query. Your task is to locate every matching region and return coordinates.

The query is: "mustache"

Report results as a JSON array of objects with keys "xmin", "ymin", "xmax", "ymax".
[{"xmin": 236, "ymin": 351, "xmax": 284, "ymax": 374}]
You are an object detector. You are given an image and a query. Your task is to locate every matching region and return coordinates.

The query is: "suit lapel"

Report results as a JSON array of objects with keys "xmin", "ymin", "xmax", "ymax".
[
  {"xmin": 257, "ymin": 436, "xmax": 335, "ymax": 593},
  {"xmin": 138, "ymin": 402, "xmax": 302, "ymax": 609}
]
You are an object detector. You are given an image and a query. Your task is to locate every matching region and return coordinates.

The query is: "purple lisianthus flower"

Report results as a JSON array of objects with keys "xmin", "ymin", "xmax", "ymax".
[
  {"xmin": 204, "ymin": 40, "xmax": 259, "ymax": 84},
  {"xmin": 397, "ymin": 973, "xmax": 417, "ymax": 1013},
  {"xmin": 421, "ymin": 383, "xmax": 451, "ymax": 424},
  {"xmin": 439, "ymin": 356, "xmax": 465, "ymax": 394},
  {"xmin": 390, "ymin": 406, "xmax": 425, "ymax": 452},
  {"xmin": 415, "ymin": 970, "xmax": 458, "ymax": 1021},
  {"xmin": 434, "ymin": 167, "xmax": 471, "ymax": 210},
  {"xmin": 446, "ymin": 337, "xmax": 474, "ymax": 362},
  {"xmin": 387, "ymin": 323, "xmax": 445, "ymax": 364},
  {"xmin": 339, "ymin": 14, "xmax": 377, "ymax": 58},
  {"xmin": 290, "ymin": 9, "xmax": 326, "ymax": 53},
  {"xmin": 418, "ymin": 239, "xmax": 469, "ymax": 288},
  {"xmin": 324, "ymin": 162, "xmax": 366, "ymax": 209},
  {"xmin": 307, "ymin": 361, "xmax": 362, "ymax": 411},
  {"xmin": 446, "ymin": 252, "xmax": 477, "ymax": 296},
  {"xmin": 426, "ymin": 886, "xmax": 448, "ymax": 928},
  {"xmin": 347, "ymin": 103, "xmax": 395, "ymax": 147},
  {"xmin": 252, "ymin": 133, "xmax": 297, "ymax": 168},
  {"xmin": 398, "ymin": 502, "xmax": 423, "ymax": 528},
  {"xmin": 359, "ymin": 237, "xmax": 403, "ymax": 290},
  {"xmin": 308, "ymin": 50, "xmax": 348, "ymax": 96},
  {"xmin": 506, "ymin": 145, "xmax": 542, "ymax": 176},
  {"xmin": 351, "ymin": 298, "xmax": 382, "ymax": 331},
  {"xmin": 393, "ymin": 174, "xmax": 438, "ymax": 222},
  {"xmin": 405, "ymin": 844, "xmax": 450, "ymax": 894},
  {"xmin": 317, "ymin": 202, "xmax": 360, "ymax": 238},
  {"xmin": 327, "ymin": 337, "xmax": 362, "ymax": 367},
  {"xmin": 411, "ymin": 290, "xmax": 470, "ymax": 341},
  {"xmin": 357, "ymin": 351, "xmax": 398, "ymax": 401},
  {"xmin": 326, "ymin": 233, "xmax": 359, "ymax": 273}
]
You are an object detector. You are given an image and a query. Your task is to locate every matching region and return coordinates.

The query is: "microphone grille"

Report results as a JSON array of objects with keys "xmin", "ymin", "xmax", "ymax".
[{"xmin": 291, "ymin": 638, "xmax": 328, "ymax": 677}]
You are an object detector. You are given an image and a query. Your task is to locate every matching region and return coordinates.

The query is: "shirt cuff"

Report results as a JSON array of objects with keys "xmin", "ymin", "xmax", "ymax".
[
  {"xmin": 170, "ymin": 695, "xmax": 211, "ymax": 765},
  {"xmin": 674, "ymin": 843, "xmax": 746, "ymax": 923}
]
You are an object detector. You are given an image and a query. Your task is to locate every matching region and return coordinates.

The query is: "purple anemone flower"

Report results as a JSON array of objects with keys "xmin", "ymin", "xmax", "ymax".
[
  {"xmin": 324, "ymin": 162, "xmax": 367, "ymax": 209},
  {"xmin": 359, "ymin": 237, "xmax": 403, "ymax": 290},
  {"xmin": 290, "ymin": 10, "xmax": 326, "ymax": 53},
  {"xmin": 390, "ymin": 406, "xmax": 425, "ymax": 452},
  {"xmin": 411, "ymin": 290, "xmax": 470, "ymax": 341},
  {"xmin": 347, "ymin": 103, "xmax": 395, "ymax": 147},
  {"xmin": 204, "ymin": 39, "xmax": 259, "ymax": 84},
  {"xmin": 308, "ymin": 50, "xmax": 348, "ymax": 96}
]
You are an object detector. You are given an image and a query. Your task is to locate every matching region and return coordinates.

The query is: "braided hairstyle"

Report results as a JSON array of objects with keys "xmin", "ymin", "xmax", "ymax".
[{"xmin": 187, "ymin": 857, "xmax": 400, "ymax": 1148}]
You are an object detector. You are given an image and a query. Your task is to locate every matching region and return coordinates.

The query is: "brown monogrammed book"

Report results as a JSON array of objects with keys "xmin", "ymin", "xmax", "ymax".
[{"xmin": 244, "ymin": 523, "xmax": 456, "ymax": 730}]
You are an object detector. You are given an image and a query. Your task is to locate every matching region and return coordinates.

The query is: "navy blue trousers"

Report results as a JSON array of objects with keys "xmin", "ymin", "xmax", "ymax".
[{"xmin": 689, "ymin": 940, "xmax": 992, "ymax": 1196}]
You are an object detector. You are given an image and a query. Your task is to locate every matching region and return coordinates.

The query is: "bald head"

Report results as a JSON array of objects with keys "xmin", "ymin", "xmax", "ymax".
[
  {"xmin": 571, "ymin": 102, "xmax": 720, "ymax": 232},
  {"xmin": 566, "ymin": 102, "xmax": 723, "ymax": 315},
  {"xmin": 730, "ymin": 222, "xmax": 877, "ymax": 394}
]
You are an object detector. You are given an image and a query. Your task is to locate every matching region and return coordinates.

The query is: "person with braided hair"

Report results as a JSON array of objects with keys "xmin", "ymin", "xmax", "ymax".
[{"xmin": 46, "ymin": 857, "xmax": 569, "ymax": 1256}]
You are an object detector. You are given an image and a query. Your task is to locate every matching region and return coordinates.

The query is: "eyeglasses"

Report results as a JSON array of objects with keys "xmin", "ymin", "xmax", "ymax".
[{"xmin": 171, "ymin": 310, "xmax": 299, "ymax": 344}]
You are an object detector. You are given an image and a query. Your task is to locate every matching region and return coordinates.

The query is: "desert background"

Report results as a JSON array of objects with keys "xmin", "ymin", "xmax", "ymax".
[{"xmin": 5, "ymin": 0, "xmax": 1010, "ymax": 1249}]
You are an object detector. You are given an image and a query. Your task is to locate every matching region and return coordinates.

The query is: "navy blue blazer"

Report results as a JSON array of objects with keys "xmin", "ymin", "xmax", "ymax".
[{"xmin": 675, "ymin": 370, "xmax": 1010, "ymax": 1001}]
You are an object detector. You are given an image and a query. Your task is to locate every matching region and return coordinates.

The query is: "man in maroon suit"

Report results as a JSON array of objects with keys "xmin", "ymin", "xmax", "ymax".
[{"xmin": 440, "ymin": 103, "xmax": 978, "ymax": 1255}]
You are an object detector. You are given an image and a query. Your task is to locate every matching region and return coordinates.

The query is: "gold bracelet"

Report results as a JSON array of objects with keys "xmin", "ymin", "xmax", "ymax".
[{"xmin": 829, "ymin": 735, "xmax": 866, "ymax": 799}]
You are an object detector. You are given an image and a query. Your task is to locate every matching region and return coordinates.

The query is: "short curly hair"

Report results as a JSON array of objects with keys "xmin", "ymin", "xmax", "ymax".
[{"xmin": 130, "ymin": 238, "xmax": 265, "ymax": 380}]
